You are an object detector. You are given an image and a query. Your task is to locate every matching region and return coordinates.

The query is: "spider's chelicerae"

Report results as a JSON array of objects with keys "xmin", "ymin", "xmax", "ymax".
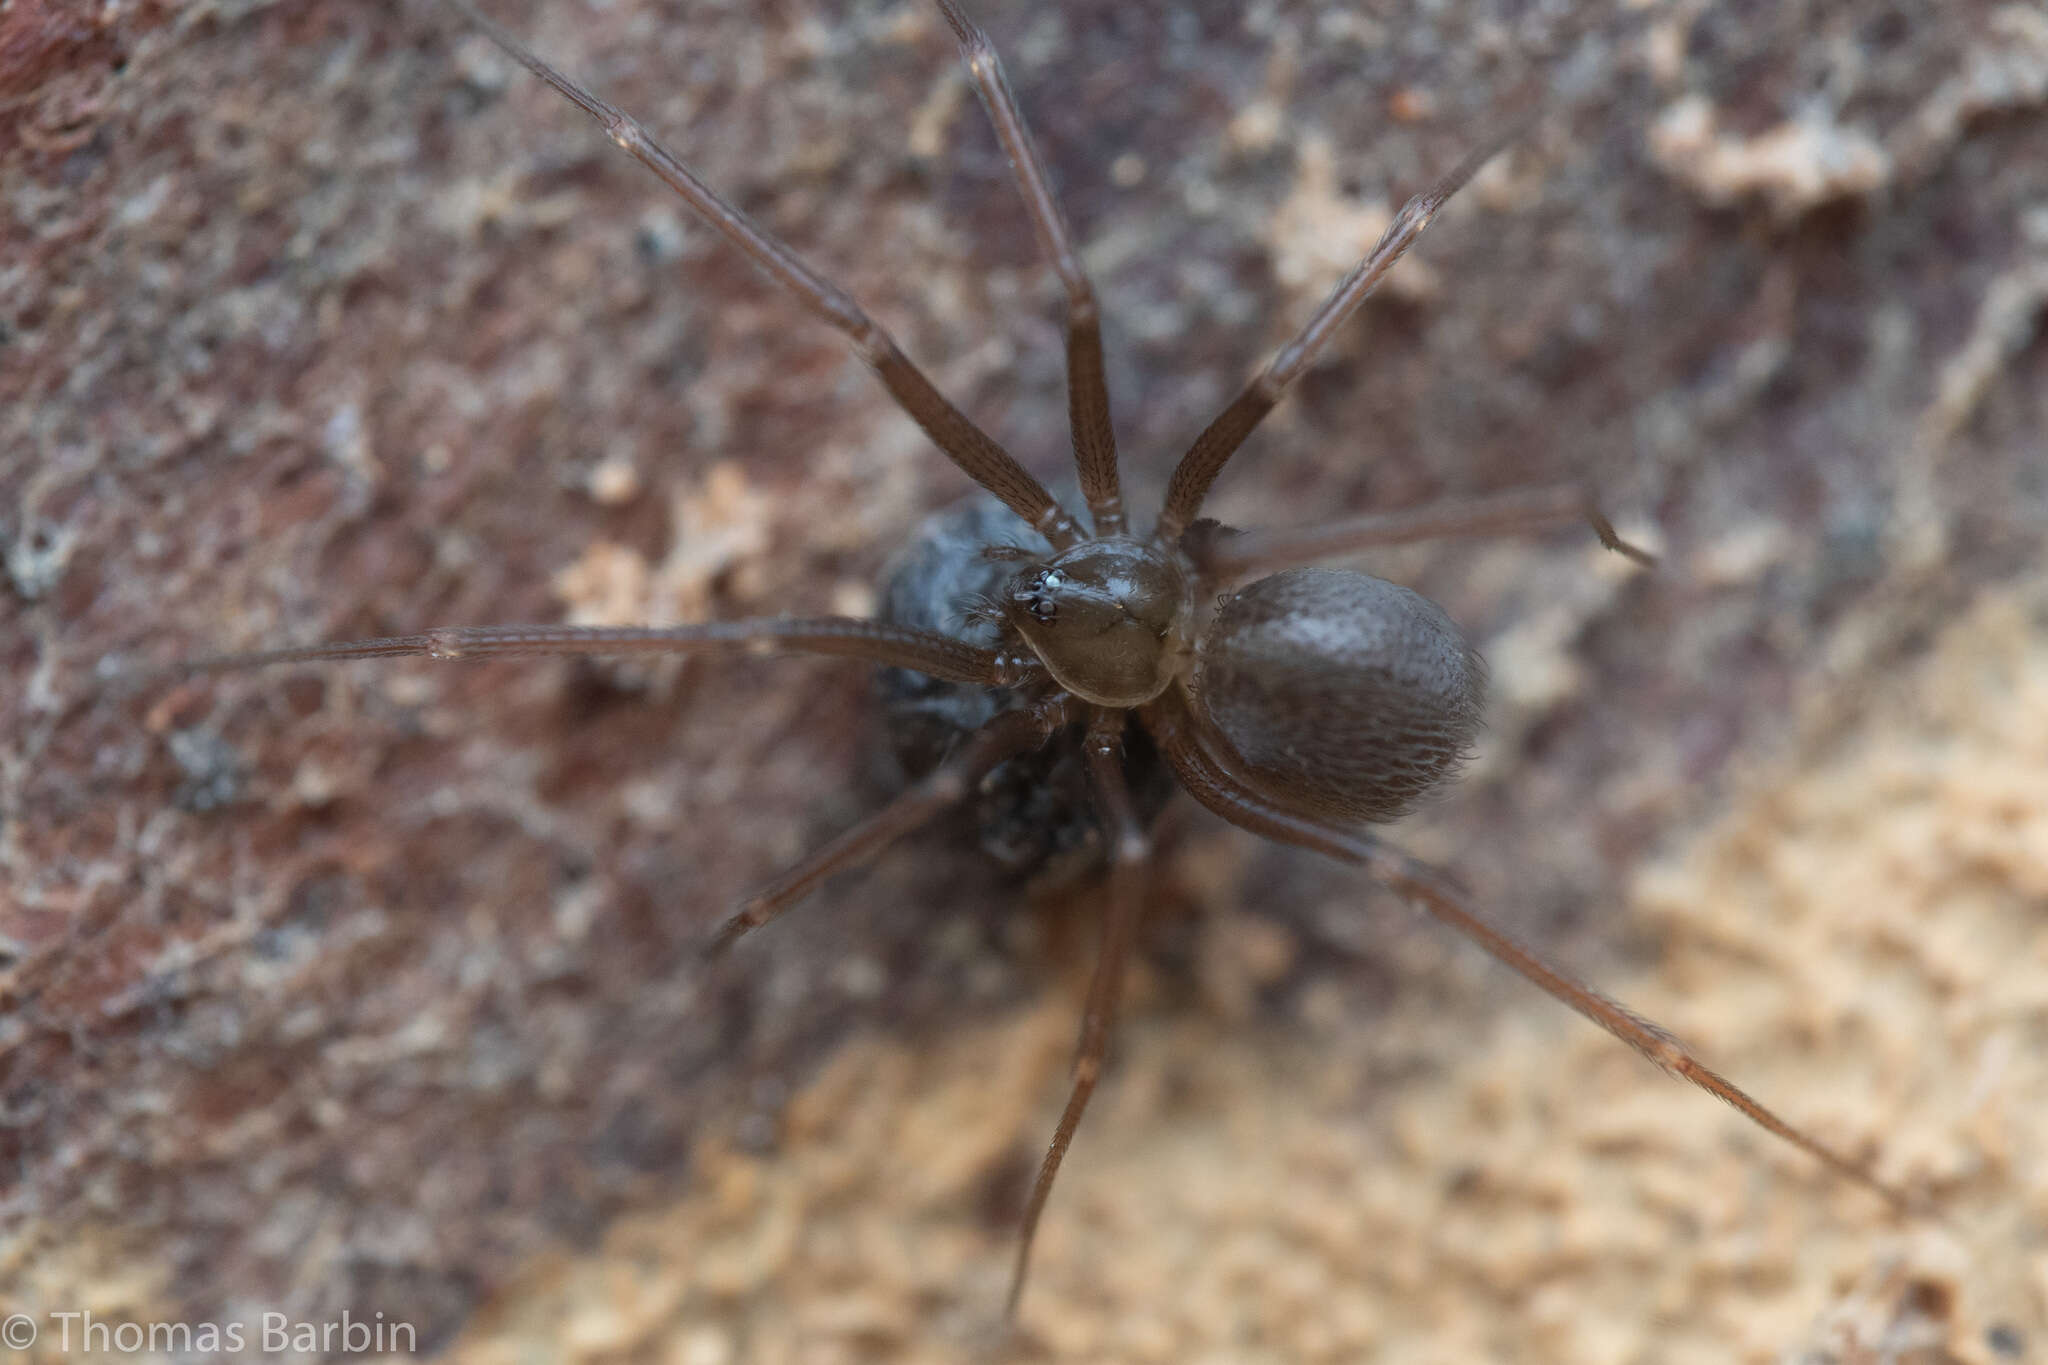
[{"xmin": 170, "ymin": 0, "xmax": 1912, "ymax": 1315}]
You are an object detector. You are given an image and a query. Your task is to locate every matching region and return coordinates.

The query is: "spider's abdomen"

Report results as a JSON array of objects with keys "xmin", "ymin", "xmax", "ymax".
[{"xmin": 1193, "ymin": 567, "xmax": 1486, "ymax": 826}]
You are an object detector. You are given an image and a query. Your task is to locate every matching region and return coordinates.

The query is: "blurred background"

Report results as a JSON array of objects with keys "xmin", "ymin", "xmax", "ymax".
[{"xmin": 4, "ymin": 0, "xmax": 2045, "ymax": 1359}]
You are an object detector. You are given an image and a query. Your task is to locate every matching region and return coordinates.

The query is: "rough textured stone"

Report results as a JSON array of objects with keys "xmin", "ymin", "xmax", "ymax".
[{"xmin": 4, "ymin": 0, "xmax": 2044, "ymax": 1357}]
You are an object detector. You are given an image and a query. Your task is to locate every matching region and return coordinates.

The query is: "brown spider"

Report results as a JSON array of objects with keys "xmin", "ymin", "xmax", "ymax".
[{"xmin": 165, "ymin": 0, "xmax": 1911, "ymax": 1317}]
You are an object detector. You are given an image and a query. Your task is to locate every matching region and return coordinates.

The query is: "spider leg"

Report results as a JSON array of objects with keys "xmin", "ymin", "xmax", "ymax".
[
  {"xmin": 935, "ymin": 1, "xmax": 1125, "ymax": 538},
  {"xmin": 444, "ymin": 0, "xmax": 1080, "ymax": 548},
  {"xmin": 1007, "ymin": 706, "xmax": 1150, "ymax": 1319},
  {"xmin": 1184, "ymin": 485, "xmax": 1658, "ymax": 579},
  {"xmin": 1157, "ymin": 126, "xmax": 1523, "ymax": 539},
  {"xmin": 1142, "ymin": 690, "xmax": 1918, "ymax": 1214},
  {"xmin": 156, "ymin": 619, "xmax": 1035, "ymax": 687},
  {"xmin": 703, "ymin": 695, "xmax": 1076, "ymax": 956}
]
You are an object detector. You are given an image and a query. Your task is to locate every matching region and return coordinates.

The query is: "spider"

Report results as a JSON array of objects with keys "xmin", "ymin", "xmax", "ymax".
[{"xmin": 159, "ymin": 0, "xmax": 1912, "ymax": 1318}]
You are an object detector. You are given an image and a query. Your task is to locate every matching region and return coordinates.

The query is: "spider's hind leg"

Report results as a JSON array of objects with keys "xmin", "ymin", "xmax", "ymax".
[
  {"xmin": 704, "ymin": 694, "xmax": 1076, "ymax": 957},
  {"xmin": 1005, "ymin": 705, "xmax": 1151, "ymax": 1319},
  {"xmin": 1142, "ymin": 688, "xmax": 1916, "ymax": 1216}
]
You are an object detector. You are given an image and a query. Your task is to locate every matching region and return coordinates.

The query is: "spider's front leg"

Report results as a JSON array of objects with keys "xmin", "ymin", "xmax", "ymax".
[
  {"xmin": 153, "ymin": 618, "xmax": 1033, "ymax": 687},
  {"xmin": 140, "ymin": 611, "xmax": 1066, "ymax": 946},
  {"xmin": 1156, "ymin": 128, "xmax": 1526, "ymax": 540},
  {"xmin": 443, "ymin": 0, "xmax": 1082, "ymax": 547},
  {"xmin": 935, "ymin": 0, "xmax": 1125, "ymax": 536}
]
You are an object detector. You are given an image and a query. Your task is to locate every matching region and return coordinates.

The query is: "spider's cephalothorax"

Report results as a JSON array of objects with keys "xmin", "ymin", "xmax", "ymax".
[
  {"xmin": 997, "ymin": 536, "xmax": 1194, "ymax": 707},
  {"xmin": 168, "ymin": 0, "xmax": 1911, "ymax": 1323},
  {"xmin": 875, "ymin": 496, "xmax": 1178, "ymax": 879}
]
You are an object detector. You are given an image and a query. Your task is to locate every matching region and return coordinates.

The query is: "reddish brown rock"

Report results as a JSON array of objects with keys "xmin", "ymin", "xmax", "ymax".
[{"xmin": 3, "ymin": 0, "xmax": 2043, "ymax": 1356}]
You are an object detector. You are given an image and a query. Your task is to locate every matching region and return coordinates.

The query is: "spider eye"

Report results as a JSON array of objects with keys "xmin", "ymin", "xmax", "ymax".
[{"xmin": 1011, "ymin": 569, "xmax": 1061, "ymax": 624}]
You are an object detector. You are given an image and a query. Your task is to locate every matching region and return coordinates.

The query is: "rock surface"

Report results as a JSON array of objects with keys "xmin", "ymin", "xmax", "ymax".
[{"xmin": 4, "ymin": 0, "xmax": 2044, "ymax": 1359}]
